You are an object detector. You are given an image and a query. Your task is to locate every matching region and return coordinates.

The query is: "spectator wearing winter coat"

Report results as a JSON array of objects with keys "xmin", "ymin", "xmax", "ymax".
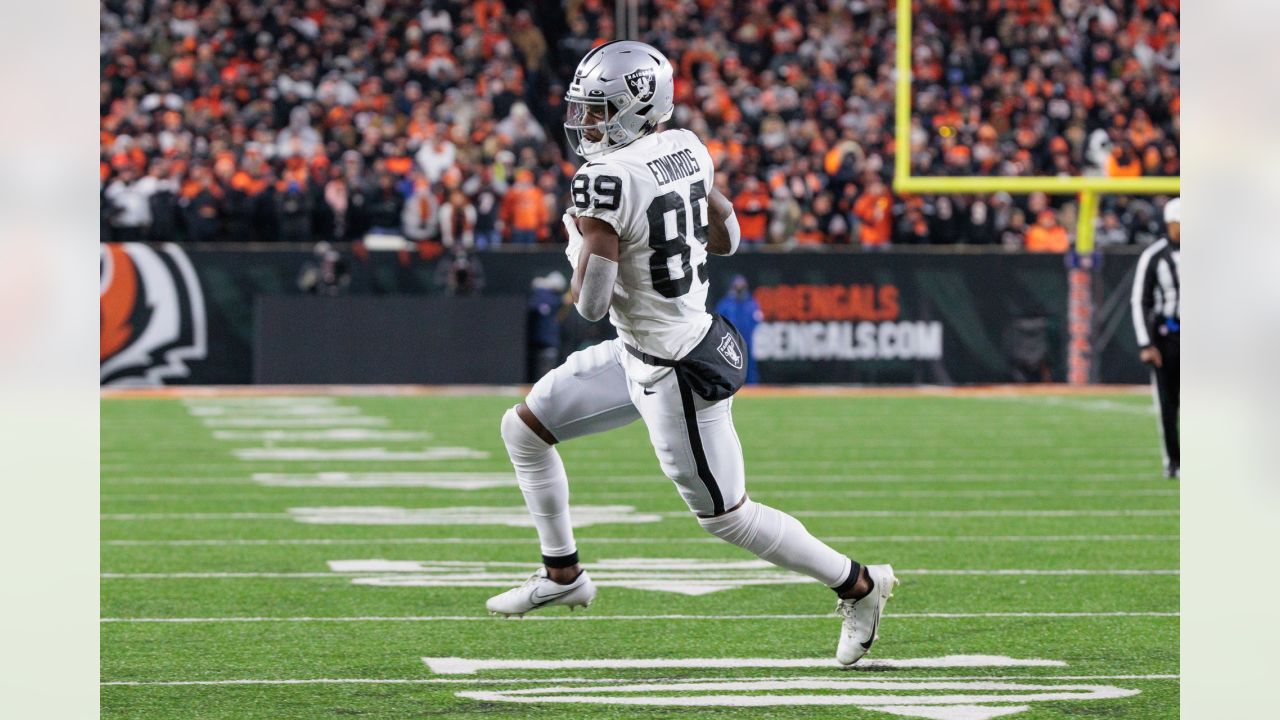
[{"xmin": 439, "ymin": 190, "xmax": 477, "ymax": 250}]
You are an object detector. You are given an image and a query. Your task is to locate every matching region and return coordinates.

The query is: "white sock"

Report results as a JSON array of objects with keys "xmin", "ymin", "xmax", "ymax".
[
  {"xmin": 698, "ymin": 498, "xmax": 852, "ymax": 588},
  {"xmin": 501, "ymin": 407, "xmax": 576, "ymax": 562}
]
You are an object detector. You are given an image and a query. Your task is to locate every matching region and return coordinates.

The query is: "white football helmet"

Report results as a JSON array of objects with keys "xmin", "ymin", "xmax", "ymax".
[{"xmin": 564, "ymin": 40, "xmax": 675, "ymax": 159}]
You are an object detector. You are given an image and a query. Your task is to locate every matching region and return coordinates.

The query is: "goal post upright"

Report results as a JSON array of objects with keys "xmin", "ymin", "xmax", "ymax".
[
  {"xmin": 892, "ymin": 1, "xmax": 1179, "ymax": 382},
  {"xmin": 894, "ymin": 0, "xmax": 913, "ymax": 185}
]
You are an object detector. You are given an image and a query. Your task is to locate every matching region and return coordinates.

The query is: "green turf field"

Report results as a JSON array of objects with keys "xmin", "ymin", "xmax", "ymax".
[{"xmin": 101, "ymin": 389, "xmax": 1178, "ymax": 719}]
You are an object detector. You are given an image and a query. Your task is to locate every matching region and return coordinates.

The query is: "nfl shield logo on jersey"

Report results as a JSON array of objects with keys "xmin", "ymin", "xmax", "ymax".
[
  {"xmin": 717, "ymin": 333, "xmax": 743, "ymax": 370},
  {"xmin": 625, "ymin": 68, "xmax": 656, "ymax": 102}
]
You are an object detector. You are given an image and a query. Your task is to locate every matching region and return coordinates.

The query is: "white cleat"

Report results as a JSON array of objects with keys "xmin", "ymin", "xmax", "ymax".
[
  {"xmin": 835, "ymin": 564, "xmax": 899, "ymax": 666},
  {"xmin": 485, "ymin": 567, "xmax": 597, "ymax": 618}
]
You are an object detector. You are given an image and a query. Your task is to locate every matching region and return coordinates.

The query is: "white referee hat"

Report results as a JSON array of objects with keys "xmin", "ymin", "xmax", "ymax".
[{"xmin": 1163, "ymin": 198, "xmax": 1181, "ymax": 224}]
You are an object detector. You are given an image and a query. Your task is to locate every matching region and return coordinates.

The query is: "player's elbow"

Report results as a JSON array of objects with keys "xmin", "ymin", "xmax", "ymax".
[
  {"xmin": 575, "ymin": 295, "xmax": 610, "ymax": 322},
  {"xmin": 574, "ymin": 253, "xmax": 618, "ymax": 322},
  {"xmin": 708, "ymin": 211, "xmax": 741, "ymax": 256}
]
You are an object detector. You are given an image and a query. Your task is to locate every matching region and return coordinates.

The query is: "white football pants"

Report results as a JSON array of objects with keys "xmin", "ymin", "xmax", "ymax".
[{"xmin": 506, "ymin": 338, "xmax": 855, "ymax": 589}]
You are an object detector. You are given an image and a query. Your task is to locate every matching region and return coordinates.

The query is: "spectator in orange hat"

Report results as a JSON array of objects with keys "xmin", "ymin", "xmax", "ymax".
[
  {"xmin": 501, "ymin": 169, "xmax": 548, "ymax": 244},
  {"xmin": 1025, "ymin": 210, "xmax": 1070, "ymax": 253}
]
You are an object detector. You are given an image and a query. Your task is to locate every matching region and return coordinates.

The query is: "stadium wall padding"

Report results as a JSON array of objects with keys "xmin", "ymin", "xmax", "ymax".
[
  {"xmin": 253, "ymin": 296, "xmax": 526, "ymax": 384},
  {"xmin": 99, "ymin": 243, "xmax": 1149, "ymax": 386}
]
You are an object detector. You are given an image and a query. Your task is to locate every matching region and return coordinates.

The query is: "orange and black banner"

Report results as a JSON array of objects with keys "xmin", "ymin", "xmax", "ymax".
[{"xmin": 101, "ymin": 245, "xmax": 1149, "ymax": 386}]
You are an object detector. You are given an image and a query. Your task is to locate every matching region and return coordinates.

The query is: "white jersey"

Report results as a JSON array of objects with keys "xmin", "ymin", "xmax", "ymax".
[{"xmin": 571, "ymin": 128, "xmax": 715, "ymax": 385}]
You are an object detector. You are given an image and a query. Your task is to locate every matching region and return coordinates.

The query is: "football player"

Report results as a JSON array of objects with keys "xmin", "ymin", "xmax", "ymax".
[{"xmin": 487, "ymin": 41, "xmax": 897, "ymax": 665}]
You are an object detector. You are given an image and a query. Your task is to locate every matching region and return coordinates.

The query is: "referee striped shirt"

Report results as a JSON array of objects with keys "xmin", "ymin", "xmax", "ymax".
[{"xmin": 1131, "ymin": 238, "xmax": 1181, "ymax": 348}]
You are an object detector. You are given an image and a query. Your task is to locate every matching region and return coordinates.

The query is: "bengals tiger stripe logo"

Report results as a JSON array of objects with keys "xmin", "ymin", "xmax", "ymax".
[{"xmin": 100, "ymin": 243, "xmax": 207, "ymax": 386}]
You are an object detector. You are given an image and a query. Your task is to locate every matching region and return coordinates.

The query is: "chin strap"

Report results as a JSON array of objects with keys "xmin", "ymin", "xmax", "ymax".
[{"xmin": 575, "ymin": 253, "xmax": 617, "ymax": 322}]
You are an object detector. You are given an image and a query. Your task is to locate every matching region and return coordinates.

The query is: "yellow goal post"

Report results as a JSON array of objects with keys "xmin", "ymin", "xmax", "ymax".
[{"xmin": 892, "ymin": 5, "xmax": 1179, "ymax": 252}]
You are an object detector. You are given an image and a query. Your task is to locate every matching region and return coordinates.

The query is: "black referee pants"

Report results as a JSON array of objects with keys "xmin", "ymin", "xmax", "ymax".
[{"xmin": 1149, "ymin": 334, "xmax": 1180, "ymax": 473}]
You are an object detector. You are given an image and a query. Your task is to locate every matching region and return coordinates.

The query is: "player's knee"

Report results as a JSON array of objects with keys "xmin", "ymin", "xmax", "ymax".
[
  {"xmin": 500, "ymin": 406, "xmax": 548, "ymax": 458},
  {"xmin": 652, "ymin": 446, "xmax": 696, "ymax": 485},
  {"xmin": 696, "ymin": 498, "xmax": 758, "ymax": 545}
]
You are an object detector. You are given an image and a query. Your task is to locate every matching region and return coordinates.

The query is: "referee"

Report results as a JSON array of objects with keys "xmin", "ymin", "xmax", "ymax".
[{"xmin": 1131, "ymin": 198, "xmax": 1181, "ymax": 479}]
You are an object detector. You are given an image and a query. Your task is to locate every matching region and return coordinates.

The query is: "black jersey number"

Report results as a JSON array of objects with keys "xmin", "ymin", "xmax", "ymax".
[
  {"xmin": 646, "ymin": 179, "xmax": 710, "ymax": 299},
  {"xmin": 572, "ymin": 174, "xmax": 622, "ymax": 211}
]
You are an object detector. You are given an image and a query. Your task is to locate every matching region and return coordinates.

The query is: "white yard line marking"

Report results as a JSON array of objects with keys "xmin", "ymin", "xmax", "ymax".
[
  {"xmin": 324, "ymin": 558, "xmax": 1177, "ymax": 595},
  {"xmin": 199, "ymin": 416, "xmax": 390, "ymax": 427},
  {"xmin": 101, "ymin": 534, "xmax": 1179, "ymax": 547},
  {"xmin": 570, "ymin": 455, "xmax": 1159, "ymax": 467},
  {"xmin": 109, "ymin": 457, "xmax": 1163, "ymax": 468},
  {"xmin": 100, "ymin": 674, "xmax": 1180, "ymax": 687},
  {"xmin": 189, "ymin": 405, "xmax": 363, "ymax": 417},
  {"xmin": 99, "ymin": 612, "xmax": 1179, "ymax": 624},
  {"xmin": 100, "ymin": 477, "xmax": 251, "ymax": 485},
  {"xmin": 1015, "ymin": 396, "xmax": 1158, "ymax": 416},
  {"xmin": 578, "ymin": 489, "xmax": 1179, "ymax": 500},
  {"xmin": 896, "ymin": 569, "xmax": 1179, "ymax": 576},
  {"xmin": 232, "ymin": 447, "xmax": 490, "ymax": 462},
  {"xmin": 423, "ymin": 656, "xmax": 1068, "ymax": 675},
  {"xmin": 287, "ymin": 505, "xmax": 660, "ymax": 527},
  {"xmin": 100, "ymin": 569, "xmax": 1178, "ymax": 580},
  {"xmin": 102, "ymin": 513, "xmax": 289, "ymax": 520},
  {"xmin": 97, "ymin": 487, "xmax": 1176, "ymax": 500},
  {"xmin": 252, "ymin": 472, "xmax": 514, "ymax": 489},
  {"xmin": 456, "ymin": 679, "xmax": 1141, "ymax": 717},
  {"xmin": 100, "ymin": 472, "xmax": 1165, "ymax": 484},
  {"xmin": 100, "ymin": 508, "xmax": 1177, "ymax": 521},
  {"xmin": 743, "ymin": 509, "xmax": 1177, "ymax": 518},
  {"xmin": 182, "ymin": 397, "xmax": 339, "ymax": 405},
  {"xmin": 213, "ymin": 430, "xmax": 431, "ymax": 442}
]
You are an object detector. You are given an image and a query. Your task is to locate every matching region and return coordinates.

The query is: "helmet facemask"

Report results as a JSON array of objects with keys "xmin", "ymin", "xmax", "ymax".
[{"xmin": 564, "ymin": 93, "xmax": 638, "ymax": 160}]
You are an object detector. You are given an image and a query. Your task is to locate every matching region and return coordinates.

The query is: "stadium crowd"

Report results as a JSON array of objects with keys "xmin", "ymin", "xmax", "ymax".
[{"xmin": 100, "ymin": 0, "xmax": 1179, "ymax": 250}]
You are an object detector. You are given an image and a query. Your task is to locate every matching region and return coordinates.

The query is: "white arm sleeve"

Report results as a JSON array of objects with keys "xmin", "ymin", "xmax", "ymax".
[
  {"xmin": 575, "ymin": 254, "xmax": 617, "ymax": 322},
  {"xmin": 722, "ymin": 211, "xmax": 741, "ymax": 256}
]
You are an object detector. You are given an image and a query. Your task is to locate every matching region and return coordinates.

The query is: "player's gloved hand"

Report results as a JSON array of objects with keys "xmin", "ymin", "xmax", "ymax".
[{"xmin": 562, "ymin": 211, "xmax": 584, "ymax": 270}]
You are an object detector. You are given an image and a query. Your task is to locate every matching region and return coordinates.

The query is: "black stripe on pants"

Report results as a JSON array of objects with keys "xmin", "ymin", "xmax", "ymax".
[
  {"xmin": 675, "ymin": 373, "xmax": 725, "ymax": 516},
  {"xmin": 1151, "ymin": 335, "xmax": 1180, "ymax": 472}
]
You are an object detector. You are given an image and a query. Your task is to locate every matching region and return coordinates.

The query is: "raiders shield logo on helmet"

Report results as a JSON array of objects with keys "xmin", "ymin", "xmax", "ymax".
[
  {"xmin": 625, "ymin": 68, "xmax": 656, "ymax": 102},
  {"xmin": 716, "ymin": 333, "xmax": 743, "ymax": 370},
  {"xmin": 100, "ymin": 242, "xmax": 208, "ymax": 386}
]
